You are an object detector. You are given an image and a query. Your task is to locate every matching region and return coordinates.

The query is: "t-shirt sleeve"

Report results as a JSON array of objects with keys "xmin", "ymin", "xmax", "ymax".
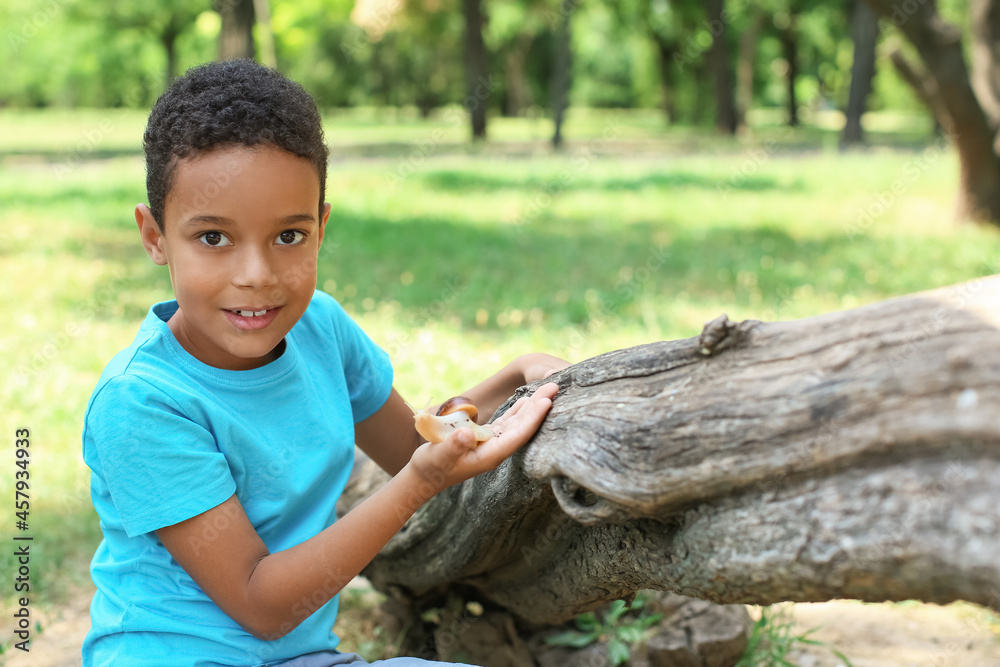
[
  {"xmin": 323, "ymin": 294, "xmax": 394, "ymax": 423},
  {"xmin": 84, "ymin": 375, "xmax": 237, "ymax": 538}
]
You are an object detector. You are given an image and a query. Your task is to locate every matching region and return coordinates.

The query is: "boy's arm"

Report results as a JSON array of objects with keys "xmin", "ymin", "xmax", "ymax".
[
  {"xmin": 156, "ymin": 383, "xmax": 558, "ymax": 641},
  {"xmin": 458, "ymin": 352, "xmax": 570, "ymax": 422},
  {"xmin": 355, "ymin": 353, "xmax": 570, "ymax": 475}
]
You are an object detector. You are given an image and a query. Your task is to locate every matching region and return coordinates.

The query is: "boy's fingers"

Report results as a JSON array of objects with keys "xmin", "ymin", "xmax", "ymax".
[
  {"xmin": 492, "ymin": 383, "xmax": 559, "ymax": 430},
  {"xmin": 491, "ymin": 397, "xmax": 527, "ymax": 429},
  {"xmin": 495, "ymin": 394, "xmax": 553, "ymax": 442},
  {"xmin": 534, "ymin": 382, "xmax": 559, "ymax": 400},
  {"xmin": 471, "ymin": 382, "xmax": 557, "ymax": 472},
  {"xmin": 470, "ymin": 388, "xmax": 556, "ymax": 471},
  {"xmin": 446, "ymin": 428, "xmax": 476, "ymax": 453}
]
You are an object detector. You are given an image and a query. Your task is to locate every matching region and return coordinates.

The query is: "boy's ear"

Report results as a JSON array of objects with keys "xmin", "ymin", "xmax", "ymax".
[
  {"xmin": 317, "ymin": 203, "xmax": 331, "ymax": 247},
  {"xmin": 136, "ymin": 204, "xmax": 168, "ymax": 266}
]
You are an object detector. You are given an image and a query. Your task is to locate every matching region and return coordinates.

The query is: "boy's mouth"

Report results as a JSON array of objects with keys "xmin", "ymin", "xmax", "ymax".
[
  {"xmin": 223, "ymin": 306, "xmax": 283, "ymax": 330},
  {"xmin": 226, "ymin": 306, "xmax": 279, "ymax": 316}
]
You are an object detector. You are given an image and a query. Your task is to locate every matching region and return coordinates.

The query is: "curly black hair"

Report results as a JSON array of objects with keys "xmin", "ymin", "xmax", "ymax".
[{"xmin": 143, "ymin": 59, "xmax": 329, "ymax": 230}]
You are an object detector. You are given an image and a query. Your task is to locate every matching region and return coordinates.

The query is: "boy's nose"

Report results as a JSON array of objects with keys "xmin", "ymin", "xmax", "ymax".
[{"xmin": 232, "ymin": 247, "xmax": 279, "ymax": 288}]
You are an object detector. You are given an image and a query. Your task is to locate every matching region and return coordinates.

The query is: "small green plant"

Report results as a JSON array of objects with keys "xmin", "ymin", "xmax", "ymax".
[
  {"xmin": 545, "ymin": 594, "xmax": 664, "ymax": 666},
  {"xmin": 737, "ymin": 605, "xmax": 854, "ymax": 667}
]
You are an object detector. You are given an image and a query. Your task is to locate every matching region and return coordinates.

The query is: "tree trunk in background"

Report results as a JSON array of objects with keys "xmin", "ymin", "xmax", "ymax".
[
  {"xmin": 252, "ymin": 0, "xmax": 277, "ymax": 68},
  {"xmin": 863, "ymin": 0, "xmax": 1000, "ymax": 224},
  {"xmin": 551, "ymin": 0, "xmax": 574, "ymax": 149},
  {"xmin": 736, "ymin": 5, "xmax": 763, "ymax": 130},
  {"xmin": 651, "ymin": 34, "xmax": 679, "ymax": 124},
  {"xmin": 343, "ymin": 277, "xmax": 1000, "ymax": 634},
  {"xmin": 707, "ymin": 0, "xmax": 738, "ymax": 134},
  {"xmin": 972, "ymin": 0, "xmax": 1000, "ymax": 138},
  {"xmin": 217, "ymin": 0, "xmax": 255, "ymax": 61},
  {"xmin": 462, "ymin": 0, "xmax": 488, "ymax": 140},
  {"xmin": 842, "ymin": 0, "xmax": 879, "ymax": 146},
  {"xmin": 778, "ymin": 10, "xmax": 800, "ymax": 127},
  {"xmin": 691, "ymin": 59, "xmax": 712, "ymax": 125},
  {"xmin": 504, "ymin": 34, "xmax": 534, "ymax": 117},
  {"xmin": 161, "ymin": 24, "xmax": 180, "ymax": 89}
]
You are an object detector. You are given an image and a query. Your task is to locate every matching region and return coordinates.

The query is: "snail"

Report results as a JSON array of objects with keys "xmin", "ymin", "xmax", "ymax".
[{"xmin": 414, "ymin": 396, "xmax": 494, "ymax": 444}]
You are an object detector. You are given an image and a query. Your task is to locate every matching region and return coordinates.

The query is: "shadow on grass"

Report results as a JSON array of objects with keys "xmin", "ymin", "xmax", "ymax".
[
  {"xmin": 0, "ymin": 148, "xmax": 144, "ymax": 162},
  {"xmin": 40, "ymin": 153, "xmax": 997, "ymax": 335},
  {"xmin": 319, "ymin": 209, "xmax": 988, "ymax": 331},
  {"xmin": 419, "ymin": 169, "xmax": 795, "ymax": 194},
  {"xmin": 8, "ymin": 183, "xmax": 147, "ymax": 214}
]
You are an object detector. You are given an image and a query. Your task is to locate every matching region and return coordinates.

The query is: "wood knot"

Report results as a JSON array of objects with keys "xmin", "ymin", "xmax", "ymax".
[{"xmin": 698, "ymin": 314, "xmax": 757, "ymax": 356}]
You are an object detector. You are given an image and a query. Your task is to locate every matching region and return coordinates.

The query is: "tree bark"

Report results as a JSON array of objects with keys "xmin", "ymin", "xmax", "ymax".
[
  {"xmin": 463, "ymin": 0, "xmax": 489, "ymax": 140},
  {"xmin": 842, "ymin": 0, "xmax": 879, "ymax": 147},
  {"xmin": 342, "ymin": 276, "xmax": 1000, "ymax": 626},
  {"xmin": 863, "ymin": 0, "xmax": 1000, "ymax": 224},
  {"xmin": 707, "ymin": 0, "xmax": 738, "ymax": 134},
  {"xmin": 217, "ymin": 0, "xmax": 255, "ymax": 61}
]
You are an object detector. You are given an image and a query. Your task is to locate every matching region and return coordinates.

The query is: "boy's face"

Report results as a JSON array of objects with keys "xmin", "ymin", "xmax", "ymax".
[{"xmin": 137, "ymin": 144, "xmax": 330, "ymax": 371}]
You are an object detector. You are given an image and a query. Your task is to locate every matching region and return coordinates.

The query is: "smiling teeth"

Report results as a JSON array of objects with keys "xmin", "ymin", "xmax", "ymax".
[{"xmin": 236, "ymin": 310, "xmax": 267, "ymax": 317}]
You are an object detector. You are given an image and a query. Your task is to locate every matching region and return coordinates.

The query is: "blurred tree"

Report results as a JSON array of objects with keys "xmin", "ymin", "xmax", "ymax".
[
  {"xmin": 73, "ymin": 0, "xmax": 206, "ymax": 89},
  {"xmin": 330, "ymin": 0, "xmax": 464, "ymax": 114},
  {"xmin": 707, "ymin": 0, "xmax": 738, "ymax": 134},
  {"xmin": 646, "ymin": 0, "xmax": 685, "ymax": 123},
  {"xmin": 551, "ymin": 0, "xmax": 574, "ymax": 148},
  {"xmin": 864, "ymin": 0, "xmax": 1000, "ymax": 224},
  {"xmin": 218, "ymin": 0, "xmax": 255, "ymax": 60},
  {"xmin": 754, "ymin": 0, "xmax": 848, "ymax": 127},
  {"xmin": 253, "ymin": 0, "xmax": 278, "ymax": 67},
  {"xmin": 841, "ymin": 0, "xmax": 878, "ymax": 146},
  {"xmin": 774, "ymin": 1, "xmax": 801, "ymax": 126},
  {"xmin": 463, "ymin": 0, "xmax": 489, "ymax": 138},
  {"xmin": 971, "ymin": 0, "xmax": 1000, "ymax": 133},
  {"xmin": 613, "ymin": 0, "xmax": 701, "ymax": 124},
  {"xmin": 486, "ymin": 0, "xmax": 550, "ymax": 117},
  {"xmin": 736, "ymin": 4, "xmax": 765, "ymax": 129},
  {"xmin": 271, "ymin": 0, "xmax": 365, "ymax": 106},
  {"xmin": 396, "ymin": 0, "xmax": 465, "ymax": 116}
]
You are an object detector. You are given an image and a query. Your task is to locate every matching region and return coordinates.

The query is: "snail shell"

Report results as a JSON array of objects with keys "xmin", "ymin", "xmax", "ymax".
[{"xmin": 414, "ymin": 396, "xmax": 495, "ymax": 444}]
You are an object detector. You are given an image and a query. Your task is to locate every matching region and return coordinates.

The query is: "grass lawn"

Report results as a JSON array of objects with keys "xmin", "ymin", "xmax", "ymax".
[{"xmin": 1, "ymin": 107, "xmax": 998, "ymax": 660}]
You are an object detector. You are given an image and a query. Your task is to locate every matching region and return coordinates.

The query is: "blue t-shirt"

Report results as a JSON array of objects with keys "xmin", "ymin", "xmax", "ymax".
[{"xmin": 82, "ymin": 291, "xmax": 394, "ymax": 667}]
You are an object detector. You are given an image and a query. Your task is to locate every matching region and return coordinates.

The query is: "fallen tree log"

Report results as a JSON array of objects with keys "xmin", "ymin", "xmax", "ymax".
[{"xmin": 341, "ymin": 276, "xmax": 1000, "ymax": 628}]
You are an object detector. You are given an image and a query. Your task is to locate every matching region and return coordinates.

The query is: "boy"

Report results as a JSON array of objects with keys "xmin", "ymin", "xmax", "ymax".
[{"xmin": 81, "ymin": 59, "xmax": 565, "ymax": 667}]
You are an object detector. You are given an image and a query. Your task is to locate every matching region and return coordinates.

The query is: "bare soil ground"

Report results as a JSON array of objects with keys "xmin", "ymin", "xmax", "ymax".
[
  {"xmin": 775, "ymin": 600, "xmax": 1000, "ymax": 667},
  {"xmin": 4, "ymin": 584, "xmax": 998, "ymax": 666}
]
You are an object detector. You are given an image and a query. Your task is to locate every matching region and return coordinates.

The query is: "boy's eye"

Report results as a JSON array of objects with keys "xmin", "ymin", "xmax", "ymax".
[
  {"xmin": 198, "ymin": 231, "xmax": 232, "ymax": 247},
  {"xmin": 276, "ymin": 230, "xmax": 306, "ymax": 246}
]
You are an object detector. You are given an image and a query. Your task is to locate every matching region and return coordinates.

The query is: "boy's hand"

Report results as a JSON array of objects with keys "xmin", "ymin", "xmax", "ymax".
[
  {"xmin": 407, "ymin": 382, "xmax": 559, "ymax": 495},
  {"xmin": 518, "ymin": 353, "xmax": 571, "ymax": 384}
]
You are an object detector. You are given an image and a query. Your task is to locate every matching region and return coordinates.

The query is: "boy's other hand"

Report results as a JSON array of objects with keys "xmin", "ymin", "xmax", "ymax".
[
  {"xmin": 407, "ymin": 382, "xmax": 559, "ymax": 496},
  {"xmin": 518, "ymin": 353, "xmax": 571, "ymax": 384}
]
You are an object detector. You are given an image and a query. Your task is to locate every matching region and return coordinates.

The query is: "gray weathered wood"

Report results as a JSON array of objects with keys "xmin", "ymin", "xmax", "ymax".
[{"xmin": 341, "ymin": 276, "xmax": 1000, "ymax": 625}]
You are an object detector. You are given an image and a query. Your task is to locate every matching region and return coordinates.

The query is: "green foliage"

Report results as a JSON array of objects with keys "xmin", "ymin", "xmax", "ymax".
[
  {"xmin": 737, "ymin": 606, "xmax": 855, "ymax": 667},
  {"xmin": 0, "ymin": 0, "xmax": 968, "ymax": 131},
  {"xmin": 545, "ymin": 595, "xmax": 665, "ymax": 665}
]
